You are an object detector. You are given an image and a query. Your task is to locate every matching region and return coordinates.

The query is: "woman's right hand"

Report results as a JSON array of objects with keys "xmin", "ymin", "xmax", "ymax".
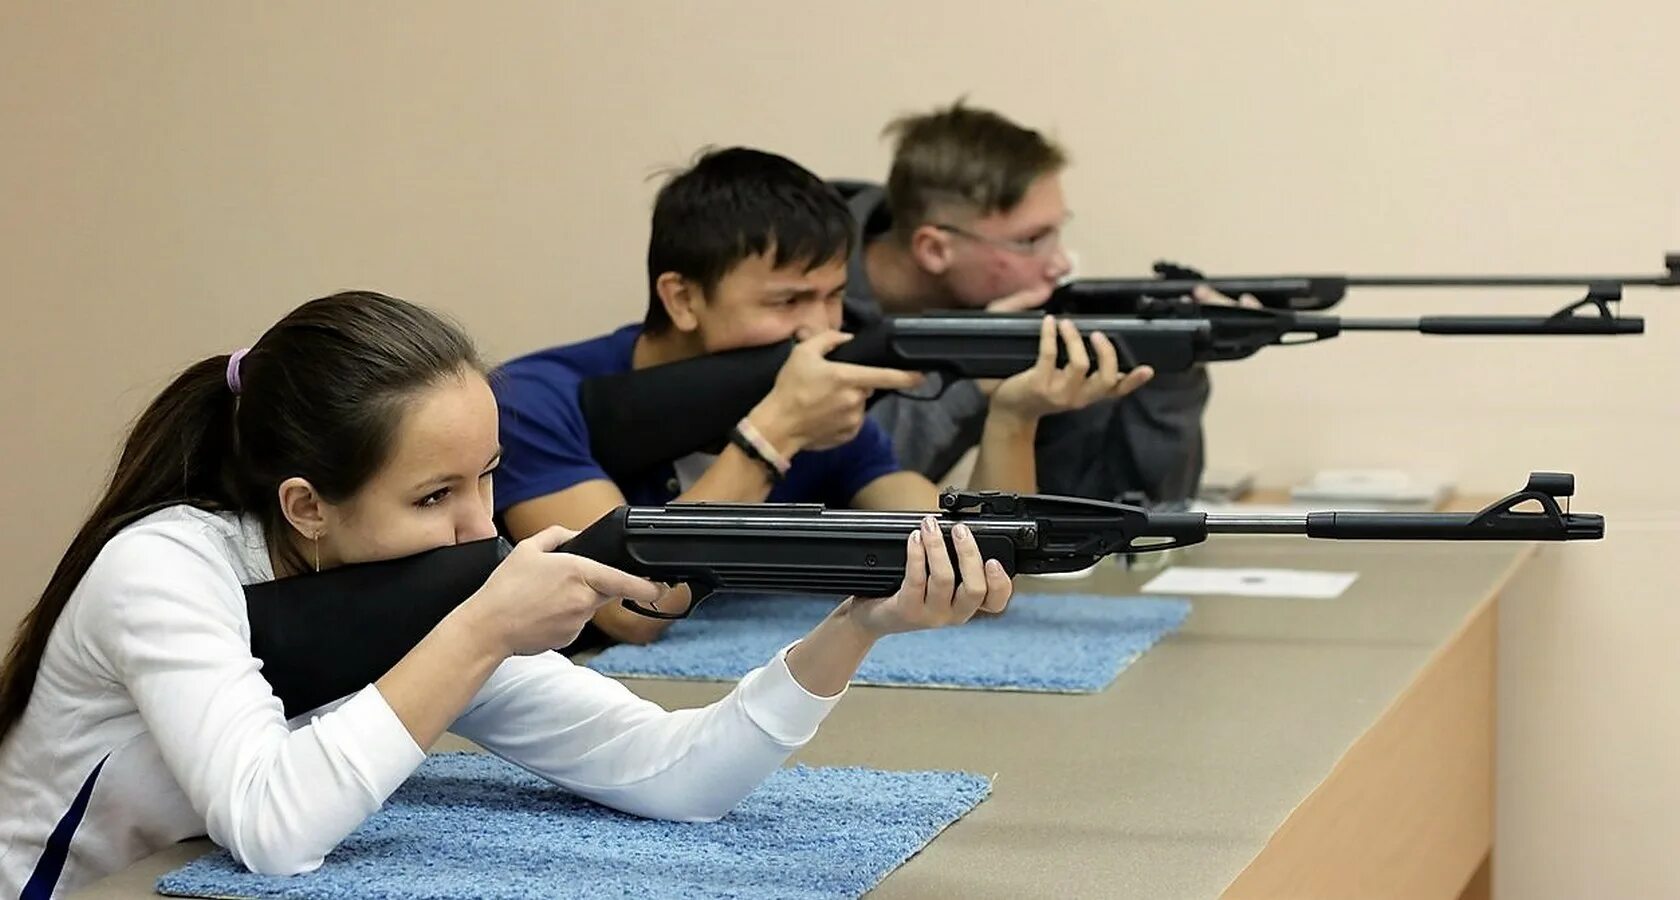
[{"xmin": 463, "ymin": 525, "xmax": 664, "ymax": 657}]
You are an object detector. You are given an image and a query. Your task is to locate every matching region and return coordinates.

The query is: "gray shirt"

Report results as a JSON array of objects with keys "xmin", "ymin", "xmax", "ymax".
[{"xmin": 835, "ymin": 181, "xmax": 1209, "ymax": 502}]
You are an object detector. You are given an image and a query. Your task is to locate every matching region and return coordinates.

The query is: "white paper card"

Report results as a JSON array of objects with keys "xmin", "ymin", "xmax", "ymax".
[{"xmin": 1140, "ymin": 566, "xmax": 1359, "ymax": 599}]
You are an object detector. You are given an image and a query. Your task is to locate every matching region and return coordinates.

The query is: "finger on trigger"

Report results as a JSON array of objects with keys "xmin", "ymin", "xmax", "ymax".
[
  {"xmin": 579, "ymin": 558, "xmax": 663, "ymax": 604},
  {"xmin": 530, "ymin": 524, "xmax": 577, "ymax": 552},
  {"xmin": 801, "ymin": 330, "xmax": 854, "ymax": 355},
  {"xmin": 834, "ymin": 363, "xmax": 924, "ymax": 391}
]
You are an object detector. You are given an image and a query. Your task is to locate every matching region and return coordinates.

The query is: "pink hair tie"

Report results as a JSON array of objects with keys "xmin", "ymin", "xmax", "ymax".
[{"xmin": 226, "ymin": 348, "xmax": 251, "ymax": 395}]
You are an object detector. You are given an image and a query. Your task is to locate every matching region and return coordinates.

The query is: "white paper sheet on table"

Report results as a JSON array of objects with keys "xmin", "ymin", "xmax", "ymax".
[{"xmin": 1140, "ymin": 566, "xmax": 1359, "ymax": 599}]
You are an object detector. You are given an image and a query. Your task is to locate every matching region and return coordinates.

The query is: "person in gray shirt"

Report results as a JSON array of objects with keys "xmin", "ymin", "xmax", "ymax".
[{"xmin": 837, "ymin": 101, "xmax": 1215, "ymax": 504}]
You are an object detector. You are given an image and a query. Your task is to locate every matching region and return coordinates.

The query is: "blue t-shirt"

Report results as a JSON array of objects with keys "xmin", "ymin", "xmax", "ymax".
[{"xmin": 492, "ymin": 324, "xmax": 902, "ymax": 517}]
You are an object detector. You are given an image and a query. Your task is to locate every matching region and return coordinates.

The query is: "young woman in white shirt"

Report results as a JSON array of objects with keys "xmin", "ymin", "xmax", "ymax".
[{"xmin": 0, "ymin": 291, "xmax": 1013, "ymax": 898}]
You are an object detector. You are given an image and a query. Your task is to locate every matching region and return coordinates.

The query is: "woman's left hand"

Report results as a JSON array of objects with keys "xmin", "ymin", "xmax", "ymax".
[{"xmin": 842, "ymin": 515, "xmax": 1014, "ymax": 637}]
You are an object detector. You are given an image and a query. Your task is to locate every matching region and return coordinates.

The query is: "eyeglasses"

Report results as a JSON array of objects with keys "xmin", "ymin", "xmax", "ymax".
[{"xmin": 933, "ymin": 214, "xmax": 1072, "ymax": 260}]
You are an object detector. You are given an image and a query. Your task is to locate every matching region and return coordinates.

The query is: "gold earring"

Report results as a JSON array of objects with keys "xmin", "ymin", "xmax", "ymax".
[{"xmin": 312, "ymin": 532, "xmax": 322, "ymax": 573}]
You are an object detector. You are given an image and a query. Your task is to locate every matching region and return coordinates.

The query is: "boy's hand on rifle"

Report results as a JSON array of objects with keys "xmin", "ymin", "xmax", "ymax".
[
  {"xmin": 1191, "ymin": 284, "xmax": 1263, "ymax": 308},
  {"xmin": 841, "ymin": 516, "xmax": 1013, "ymax": 636},
  {"xmin": 750, "ymin": 330, "xmax": 925, "ymax": 452},
  {"xmin": 985, "ymin": 315, "xmax": 1154, "ymax": 418},
  {"xmin": 984, "ymin": 283, "xmax": 1054, "ymax": 313}
]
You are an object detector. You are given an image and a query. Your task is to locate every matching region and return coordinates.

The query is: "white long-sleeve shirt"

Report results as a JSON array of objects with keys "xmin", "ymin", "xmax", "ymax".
[{"xmin": 0, "ymin": 505, "xmax": 843, "ymax": 897}]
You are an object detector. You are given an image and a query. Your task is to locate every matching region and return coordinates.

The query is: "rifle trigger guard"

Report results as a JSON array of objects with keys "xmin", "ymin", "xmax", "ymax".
[{"xmin": 621, "ymin": 580, "xmax": 717, "ymax": 620}]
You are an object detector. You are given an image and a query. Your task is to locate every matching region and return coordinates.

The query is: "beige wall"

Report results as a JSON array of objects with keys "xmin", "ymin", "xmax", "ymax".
[{"xmin": 2, "ymin": 2, "xmax": 1675, "ymax": 895}]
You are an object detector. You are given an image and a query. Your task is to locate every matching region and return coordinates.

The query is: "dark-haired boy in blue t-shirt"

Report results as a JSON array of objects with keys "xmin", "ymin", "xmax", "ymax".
[{"xmin": 496, "ymin": 147, "xmax": 1142, "ymax": 651}]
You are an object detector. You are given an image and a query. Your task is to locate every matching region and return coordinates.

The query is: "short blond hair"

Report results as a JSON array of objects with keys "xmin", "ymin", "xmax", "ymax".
[{"xmin": 883, "ymin": 101, "xmax": 1067, "ymax": 234}]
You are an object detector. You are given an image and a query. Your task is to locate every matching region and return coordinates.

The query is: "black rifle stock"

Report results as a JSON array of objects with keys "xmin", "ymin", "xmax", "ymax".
[{"xmin": 247, "ymin": 473, "xmax": 1601, "ymax": 716}]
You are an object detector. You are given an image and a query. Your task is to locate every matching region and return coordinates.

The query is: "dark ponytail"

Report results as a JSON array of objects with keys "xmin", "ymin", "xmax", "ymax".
[{"xmin": 0, "ymin": 291, "xmax": 480, "ymax": 745}]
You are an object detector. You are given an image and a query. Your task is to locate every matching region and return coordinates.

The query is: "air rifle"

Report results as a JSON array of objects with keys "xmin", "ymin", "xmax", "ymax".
[
  {"xmin": 1048, "ymin": 252, "xmax": 1680, "ymax": 311},
  {"xmin": 247, "ymin": 473, "xmax": 1601, "ymax": 717},
  {"xmin": 580, "ymin": 302, "xmax": 1640, "ymax": 482}
]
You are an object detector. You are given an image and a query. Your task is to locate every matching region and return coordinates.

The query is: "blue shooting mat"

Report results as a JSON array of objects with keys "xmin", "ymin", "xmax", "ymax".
[
  {"xmin": 589, "ymin": 593, "xmax": 1192, "ymax": 693},
  {"xmin": 157, "ymin": 752, "xmax": 992, "ymax": 900}
]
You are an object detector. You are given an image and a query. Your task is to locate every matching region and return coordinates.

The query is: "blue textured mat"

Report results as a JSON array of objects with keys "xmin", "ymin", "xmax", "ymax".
[
  {"xmin": 589, "ymin": 593, "xmax": 1191, "ymax": 693},
  {"xmin": 157, "ymin": 752, "xmax": 991, "ymax": 900}
]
